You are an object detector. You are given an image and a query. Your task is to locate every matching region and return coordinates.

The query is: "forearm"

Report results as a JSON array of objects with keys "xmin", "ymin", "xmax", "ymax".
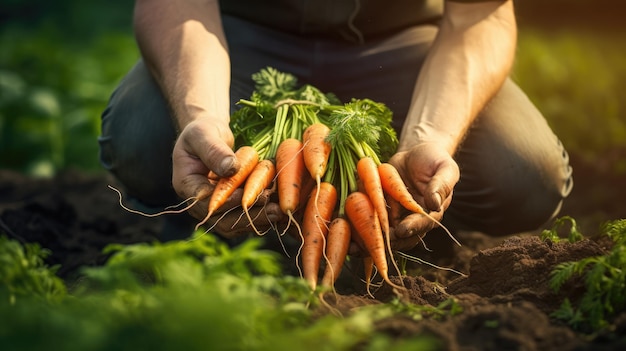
[
  {"xmin": 397, "ymin": 0, "xmax": 517, "ymax": 154},
  {"xmin": 133, "ymin": 0, "xmax": 230, "ymax": 131}
]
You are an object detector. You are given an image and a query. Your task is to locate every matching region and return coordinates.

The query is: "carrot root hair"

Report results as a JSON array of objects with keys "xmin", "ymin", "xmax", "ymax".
[{"xmin": 109, "ymin": 184, "xmax": 204, "ymax": 217}]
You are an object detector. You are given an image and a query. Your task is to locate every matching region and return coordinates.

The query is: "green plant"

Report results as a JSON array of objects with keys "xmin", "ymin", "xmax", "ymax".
[
  {"xmin": 549, "ymin": 219, "xmax": 626, "ymax": 331},
  {"xmin": 0, "ymin": 236, "xmax": 66, "ymax": 305},
  {"xmin": 0, "ymin": 17, "xmax": 138, "ymax": 175},
  {"xmin": 540, "ymin": 216, "xmax": 584, "ymax": 243},
  {"xmin": 387, "ymin": 297, "xmax": 463, "ymax": 321},
  {"xmin": 0, "ymin": 233, "xmax": 439, "ymax": 351}
]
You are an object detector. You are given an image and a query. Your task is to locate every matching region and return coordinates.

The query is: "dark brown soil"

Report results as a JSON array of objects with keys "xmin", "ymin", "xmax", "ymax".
[{"xmin": 1, "ymin": 152, "xmax": 625, "ymax": 350}]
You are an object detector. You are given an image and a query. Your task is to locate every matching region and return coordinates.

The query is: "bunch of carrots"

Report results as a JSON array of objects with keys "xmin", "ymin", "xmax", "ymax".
[{"xmin": 193, "ymin": 68, "xmax": 451, "ymax": 293}]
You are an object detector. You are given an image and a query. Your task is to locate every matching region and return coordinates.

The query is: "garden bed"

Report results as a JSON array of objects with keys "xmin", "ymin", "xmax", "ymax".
[{"xmin": 1, "ymin": 152, "xmax": 625, "ymax": 350}]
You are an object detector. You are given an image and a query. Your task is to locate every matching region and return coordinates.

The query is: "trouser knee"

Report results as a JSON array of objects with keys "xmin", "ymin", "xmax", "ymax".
[
  {"xmin": 445, "ymin": 80, "xmax": 574, "ymax": 235},
  {"xmin": 98, "ymin": 61, "xmax": 179, "ymax": 206}
]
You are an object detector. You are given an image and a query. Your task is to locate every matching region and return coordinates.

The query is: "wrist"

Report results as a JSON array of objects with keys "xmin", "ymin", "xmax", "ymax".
[
  {"xmin": 175, "ymin": 104, "xmax": 230, "ymax": 133},
  {"xmin": 397, "ymin": 122, "xmax": 460, "ymax": 155}
]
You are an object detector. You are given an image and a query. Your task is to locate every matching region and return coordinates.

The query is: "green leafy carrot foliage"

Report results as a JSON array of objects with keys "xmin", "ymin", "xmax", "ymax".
[{"xmin": 549, "ymin": 218, "xmax": 626, "ymax": 332}]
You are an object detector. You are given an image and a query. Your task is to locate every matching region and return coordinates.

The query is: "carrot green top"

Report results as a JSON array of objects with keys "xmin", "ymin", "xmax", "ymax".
[{"xmin": 230, "ymin": 67, "xmax": 398, "ymax": 216}]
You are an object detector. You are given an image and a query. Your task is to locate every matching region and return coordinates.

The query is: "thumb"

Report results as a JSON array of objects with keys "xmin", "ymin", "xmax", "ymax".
[
  {"xmin": 424, "ymin": 159, "xmax": 459, "ymax": 212},
  {"xmin": 172, "ymin": 120, "xmax": 237, "ymax": 201},
  {"xmin": 184, "ymin": 120, "xmax": 239, "ymax": 177}
]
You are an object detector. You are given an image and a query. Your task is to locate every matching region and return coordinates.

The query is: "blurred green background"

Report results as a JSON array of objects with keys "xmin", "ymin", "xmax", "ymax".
[{"xmin": 1, "ymin": 0, "xmax": 625, "ymax": 176}]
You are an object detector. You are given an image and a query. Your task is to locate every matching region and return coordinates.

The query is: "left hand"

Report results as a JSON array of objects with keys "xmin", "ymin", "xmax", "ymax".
[{"xmin": 386, "ymin": 142, "xmax": 460, "ymax": 251}]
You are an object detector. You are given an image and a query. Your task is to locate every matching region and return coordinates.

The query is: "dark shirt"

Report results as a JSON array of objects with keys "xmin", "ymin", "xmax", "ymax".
[{"xmin": 219, "ymin": 0, "xmax": 445, "ymax": 42}]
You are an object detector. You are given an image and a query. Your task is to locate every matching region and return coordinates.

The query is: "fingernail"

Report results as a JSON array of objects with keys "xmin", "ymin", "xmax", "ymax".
[
  {"xmin": 432, "ymin": 192, "xmax": 442, "ymax": 210},
  {"xmin": 219, "ymin": 156, "xmax": 236, "ymax": 176}
]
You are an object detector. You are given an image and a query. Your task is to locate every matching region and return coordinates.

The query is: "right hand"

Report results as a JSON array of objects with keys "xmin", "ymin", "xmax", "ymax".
[
  {"xmin": 171, "ymin": 118, "xmax": 284, "ymax": 238},
  {"xmin": 386, "ymin": 142, "xmax": 460, "ymax": 251}
]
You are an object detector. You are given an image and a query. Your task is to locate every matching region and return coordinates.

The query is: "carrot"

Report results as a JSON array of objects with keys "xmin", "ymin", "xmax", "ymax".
[
  {"xmin": 303, "ymin": 123, "xmax": 332, "ymax": 222},
  {"xmin": 208, "ymin": 170, "xmax": 219, "ymax": 181},
  {"xmin": 302, "ymin": 123, "xmax": 332, "ymax": 185},
  {"xmin": 357, "ymin": 157, "xmax": 404, "ymax": 286},
  {"xmin": 275, "ymin": 138, "xmax": 305, "ymax": 215},
  {"xmin": 300, "ymin": 182, "xmax": 337, "ymax": 290},
  {"xmin": 378, "ymin": 163, "xmax": 460, "ymax": 246},
  {"xmin": 195, "ymin": 146, "xmax": 259, "ymax": 230},
  {"xmin": 357, "ymin": 157, "xmax": 389, "ymax": 238},
  {"xmin": 363, "ymin": 256, "xmax": 375, "ymax": 298},
  {"xmin": 320, "ymin": 217, "xmax": 351, "ymax": 288},
  {"xmin": 274, "ymin": 138, "xmax": 306, "ymax": 240},
  {"xmin": 345, "ymin": 191, "xmax": 403, "ymax": 290},
  {"xmin": 241, "ymin": 159, "xmax": 276, "ymax": 235}
]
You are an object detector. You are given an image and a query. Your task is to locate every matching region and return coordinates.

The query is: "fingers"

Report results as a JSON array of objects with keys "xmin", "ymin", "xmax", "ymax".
[
  {"xmin": 171, "ymin": 151, "xmax": 212, "ymax": 201},
  {"xmin": 182, "ymin": 120, "xmax": 238, "ymax": 177},
  {"xmin": 172, "ymin": 119, "xmax": 237, "ymax": 201},
  {"xmin": 390, "ymin": 234, "xmax": 424, "ymax": 253},
  {"xmin": 202, "ymin": 202, "xmax": 285, "ymax": 239},
  {"xmin": 188, "ymin": 190, "xmax": 286, "ymax": 239},
  {"xmin": 392, "ymin": 210, "xmax": 442, "ymax": 239},
  {"xmin": 169, "ymin": 118, "xmax": 287, "ymax": 240},
  {"xmin": 422, "ymin": 159, "xmax": 459, "ymax": 212},
  {"xmin": 402, "ymin": 143, "xmax": 460, "ymax": 212}
]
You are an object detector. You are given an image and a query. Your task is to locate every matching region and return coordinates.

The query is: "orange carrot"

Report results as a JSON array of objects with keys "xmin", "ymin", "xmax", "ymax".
[
  {"xmin": 345, "ymin": 191, "xmax": 403, "ymax": 290},
  {"xmin": 274, "ymin": 138, "xmax": 306, "ymax": 241},
  {"xmin": 195, "ymin": 146, "xmax": 259, "ymax": 230},
  {"xmin": 302, "ymin": 123, "xmax": 332, "ymax": 185},
  {"xmin": 241, "ymin": 159, "xmax": 276, "ymax": 234},
  {"xmin": 208, "ymin": 170, "xmax": 219, "ymax": 181},
  {"xmin": 357, "ymin": 157, "xmax": 403, "ymax": 284},
  {"xmin": 363, "ymin": 256, "xmax": 375, "ymax": 298},
  {"xmin": 300, "ymin": 182, "xmax": 337, "ymax": 290},
  {"xmin": 320, "ymin": 217, "xmax": 351, "ymax": 288},
  {"xmin": 303, "ymin": 123, "xmax": 332, "ymax": 222},
  {"xmin": 357, "ymin": 157, "xmax": 389, "ymax": 237},
  {"xmin": 275, "ymin": 138, "xmax": 305, "ymax": 216},
  {"xmin": 378, "ymin": 163, "xmax": 460, "ymax": 246}
]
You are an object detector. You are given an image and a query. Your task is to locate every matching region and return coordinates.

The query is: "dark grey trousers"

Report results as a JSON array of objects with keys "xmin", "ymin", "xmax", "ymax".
[{"xmin": 99, "ymin": 15, "xmax": 573, "ymax": 238}]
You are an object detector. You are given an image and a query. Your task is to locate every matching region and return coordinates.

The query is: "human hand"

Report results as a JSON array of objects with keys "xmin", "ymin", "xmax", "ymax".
[
  {"xmin": 386, "ymin": 142, "xmax": 460, "ymax": 251},
  {"xmin": 171, "ymin": 117, "xmax": 284, "ymax": 238},
  {"xmin": 189, "ymin": 187, "xmax": 284, "ymax": 238}
]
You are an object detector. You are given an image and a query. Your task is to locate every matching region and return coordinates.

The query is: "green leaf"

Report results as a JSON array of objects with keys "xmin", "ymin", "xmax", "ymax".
[
  {"xmin": 549, "ymin": 218, "xmax": 626, "ymax": 332},
  {"xmin": 252, "ymin": 67, "xmax": 298, "ymax": 102},
  {"xmin": 0, "ymin": 236, "xmax": 66, "ymax": 304},
  {"xmin": 540, "ymin": 216, "xmax": 583, "ymax": 243}
]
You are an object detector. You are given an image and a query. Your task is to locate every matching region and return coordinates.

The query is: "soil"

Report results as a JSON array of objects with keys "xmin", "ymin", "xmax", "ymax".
[{"xmin": 1, "ymin": 152, "xmax": 625, "ymax": 351}]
